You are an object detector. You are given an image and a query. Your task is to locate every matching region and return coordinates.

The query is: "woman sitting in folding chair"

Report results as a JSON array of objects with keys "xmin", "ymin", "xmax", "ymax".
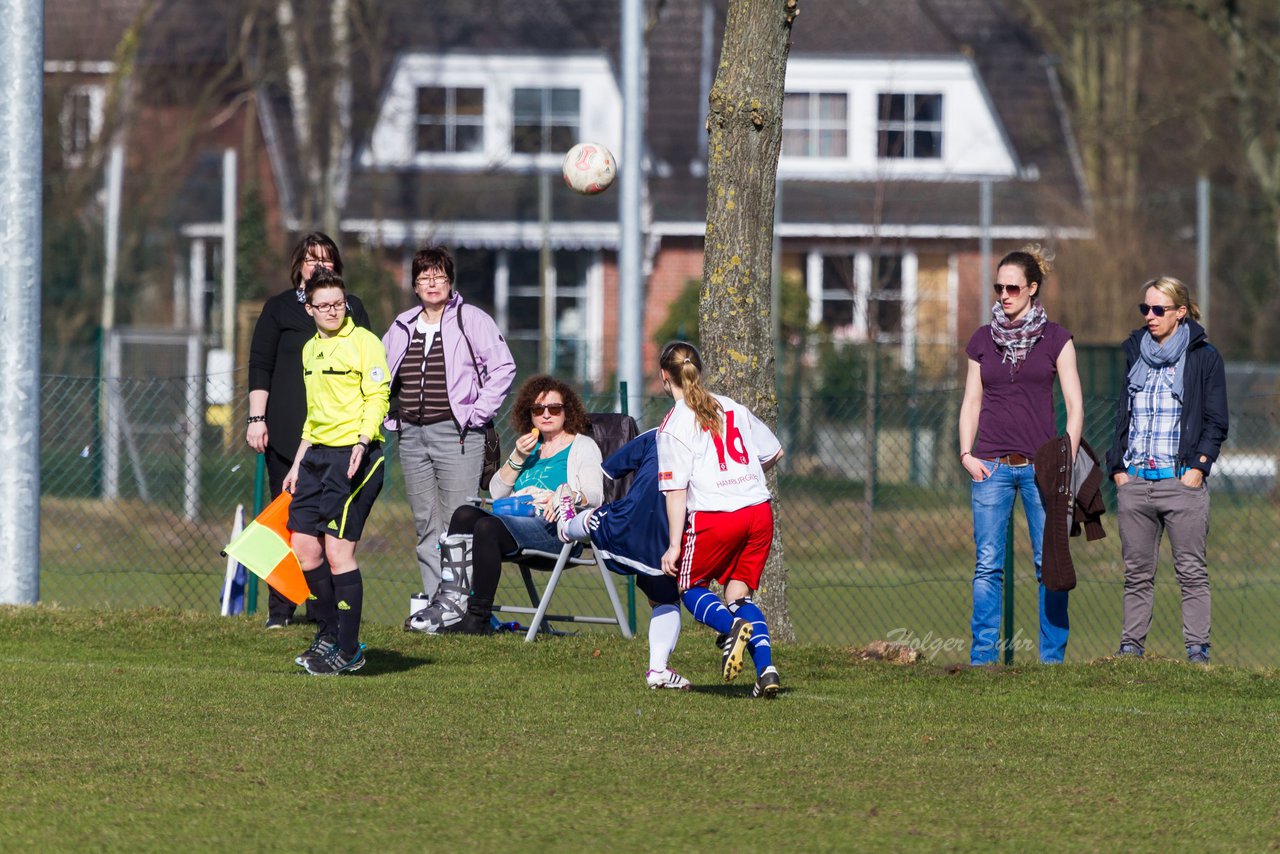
[
  {"xmin": 557, "ymin": 428, "xmax": 690, "ymax": 690},
  {"xmin": 435, "ymin": 375, "xmax": 603, "ymax": 635}
]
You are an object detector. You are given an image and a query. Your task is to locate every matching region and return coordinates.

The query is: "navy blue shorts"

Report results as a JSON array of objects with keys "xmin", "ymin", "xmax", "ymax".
[
  {"xmin": 633, "ymin": 573, "xmax": 678, "ymax": 605},
  {"xmin": 288, "ymin": 443, "xmax": 385, "ymax": 542}
]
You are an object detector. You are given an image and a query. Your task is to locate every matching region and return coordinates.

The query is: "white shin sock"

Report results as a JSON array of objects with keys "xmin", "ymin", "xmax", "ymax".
[{"xmin": 648, "ymin": 603, "xmax": 682, "ymax": 672}]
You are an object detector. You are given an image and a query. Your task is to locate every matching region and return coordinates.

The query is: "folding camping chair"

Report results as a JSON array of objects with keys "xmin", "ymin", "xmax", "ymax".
[{"xmin": 493, "ymin": 412, "xmax": 639, "ymax": 642}]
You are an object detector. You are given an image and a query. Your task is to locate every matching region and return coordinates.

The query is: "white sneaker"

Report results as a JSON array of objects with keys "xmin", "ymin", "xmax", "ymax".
[
  {"xmin": 554, "ymin": 484, "xmax": 577, "ymax": 542},
  {"xmin": 645, "ymin": 668, "xmax": 692, "ymax": 691}
]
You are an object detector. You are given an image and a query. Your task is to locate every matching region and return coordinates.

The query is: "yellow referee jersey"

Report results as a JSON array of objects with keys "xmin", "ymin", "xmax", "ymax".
[{"xmin": 301, "ymin": 318, "xmax": 391, "ymax": 446}]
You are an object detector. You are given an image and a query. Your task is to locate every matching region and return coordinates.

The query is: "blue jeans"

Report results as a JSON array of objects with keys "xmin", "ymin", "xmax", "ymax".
[
  {"xmin": 495, "ymin": 513, "xmax": 566, "ymax": 554},
  {"xmin": 970, "ymin": 460, "xmax": 1069, "ymax": 664}
]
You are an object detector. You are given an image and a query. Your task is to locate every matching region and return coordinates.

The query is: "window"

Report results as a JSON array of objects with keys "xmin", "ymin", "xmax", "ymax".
[
  {"xmin": 503, "ymin": 249, "xmax": 594, "ymax": 380},
  {"xmin": 60, "ymin": 85, "xmax": 104, "ymax": 165},
  {"xmin": 819, "ymin": 256, "xmax": 857, "ymax": 333},
  {"xmin": 415, "ymin": 86, "xmax": 484, "ymax": 153},
  {"xmin": 367, "ymin": 55, "xmax": 620, "ymax": 168},
  {"xmin": 871, "ymin": 254, "xmax": 904, "ymax": 343},
  {"xmin": 452, "ymin": 249, "xmax": 497, "ymax": 317},
  {"xmin": 876, "ymin": 93, "xmax": 942, "ymax": 160},
  {"xmin": 782, "ymin": 92, "xmax": 847, "ymax": 158},
  {"xmin": 808, "ymin": 251, "xmax": 906, "ymax": 347},
  {"xmin": 512, "ymin": 88, "xmax": 580, "ymax": 154}
]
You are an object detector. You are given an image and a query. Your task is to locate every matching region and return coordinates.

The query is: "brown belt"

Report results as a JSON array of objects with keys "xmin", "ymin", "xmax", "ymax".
[{"xmin": 997, "ymin": 453, "xmax": 1031, "ymax": 467}]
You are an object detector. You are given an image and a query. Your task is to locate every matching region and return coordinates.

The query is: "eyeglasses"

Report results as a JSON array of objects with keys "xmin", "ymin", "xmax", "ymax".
[
  {"xmin": 1139, "ymin": 303, "xmax": 1178, "ymax": 317},
  {"xmin": 310, "ymin": 301, "xmax": 346, "ymax": 314},
  {"xmin": 530, "ymin": 403, "xmax": 565, "ymax": 416},
  {"xmin": 416, "ymin": 275, "xmax": 450, "ymax": 286},
  {"xmin": 993, "ymin": 283, "xmax": 1023, "ymax": 297},
  {"xmin": 303, "ymin": 254, "xmax": 333, "ymax": 268}
]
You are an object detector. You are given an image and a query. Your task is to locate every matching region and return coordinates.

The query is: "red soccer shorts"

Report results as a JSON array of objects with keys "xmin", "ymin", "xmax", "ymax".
[{"xmin": 677, "ymin": 501, "xmax": 774, "ymax": 590}]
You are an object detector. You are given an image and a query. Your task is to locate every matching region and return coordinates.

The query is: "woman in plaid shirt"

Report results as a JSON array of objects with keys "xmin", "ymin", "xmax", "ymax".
[{"xmin": 1107, "ymin": 276, "xmax": 1228, "ymax": 664}]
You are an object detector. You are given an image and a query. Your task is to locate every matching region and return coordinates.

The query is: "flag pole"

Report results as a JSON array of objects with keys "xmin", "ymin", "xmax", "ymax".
[
  {"xmin": 246, "ymin": 453, "xmax": 267, "ymax": 614},
  {"xmin": 221, "ymin": 505, "xmax": 245, "ymax": 616}
]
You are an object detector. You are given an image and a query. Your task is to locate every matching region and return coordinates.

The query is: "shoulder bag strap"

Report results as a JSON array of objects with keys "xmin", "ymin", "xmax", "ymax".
[{"xmin": 455, "ymin": 304, "xmax": 485, "ymax": 389}]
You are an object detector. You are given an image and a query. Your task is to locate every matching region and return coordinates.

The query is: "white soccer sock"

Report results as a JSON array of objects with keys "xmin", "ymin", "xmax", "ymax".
[
  {"xmin": 564, "ymin": 511, "xmax": 591, "ymax": 541},
  {"xmin": 648, "ymin": 603, "xmax": 682, "ymax": 672}
]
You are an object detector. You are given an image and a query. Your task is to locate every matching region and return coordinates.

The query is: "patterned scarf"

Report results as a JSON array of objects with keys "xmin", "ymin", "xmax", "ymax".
[
  {"xmin": 989, "ymin": 300, "xmax": 1048, "ymax": 372},
  {"xmin": 1129, "ymin": 322, "xmax": 1190, "ymax": 403}
]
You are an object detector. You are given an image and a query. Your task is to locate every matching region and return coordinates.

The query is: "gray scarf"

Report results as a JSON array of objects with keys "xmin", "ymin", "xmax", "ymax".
[{"xmin": 1128, "ymin": 322, "xmax": 1190, "ymax": 403}]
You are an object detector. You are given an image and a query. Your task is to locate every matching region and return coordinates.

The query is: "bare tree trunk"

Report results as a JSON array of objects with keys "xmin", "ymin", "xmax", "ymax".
[
  {"xmin": 1019, "ymin": 0, "xmax": 1144, "ymax": 211},
  {"xmin": 1185, "ymin": 0, "xmax": 1280, "ymax": 289},
  {"xmin": 700, "ymin": 0, "xmax": 797, "ymax": 640},
  {"xmin": 326, "ymin": 0, "xmax": 352, "ymax": 237},
  {"xmin": 276, "ymin": 0, "xmax": 319, "ymax": 226}
]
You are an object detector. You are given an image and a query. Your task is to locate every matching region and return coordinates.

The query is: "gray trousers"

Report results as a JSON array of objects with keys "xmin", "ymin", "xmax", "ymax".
[
  {"xmin": 1116, "ymin": 478, "xmax": 1212, "ymax": 649},
  {"xmin": 399, "ymin": 421, "xmax": 484, "ymax": 597}
]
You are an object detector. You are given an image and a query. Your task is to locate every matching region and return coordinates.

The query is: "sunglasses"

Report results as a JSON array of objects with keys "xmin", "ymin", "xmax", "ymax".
[
  {"xmin": 1139, "ymin": 303, "xmax": 1179, "ymax": 317},
  {"xmin": 993, "ymin": 283, "xmax": 1023, "ymax": 297},
  {"xmin": 530, "ymin": 403, "xmax": 565, "ymax": 416}
]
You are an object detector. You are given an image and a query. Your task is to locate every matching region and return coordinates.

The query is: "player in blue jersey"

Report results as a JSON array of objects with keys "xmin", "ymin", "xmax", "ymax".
[{"xmin": 557, "ymin": 429, "xmax": 688, "ymax": 690}]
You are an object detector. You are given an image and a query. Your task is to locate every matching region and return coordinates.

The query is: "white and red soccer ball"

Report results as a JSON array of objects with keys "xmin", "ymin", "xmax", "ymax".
[{"xmin": 562, "ymin": 142, "xmax": 617, "ymax": 195}]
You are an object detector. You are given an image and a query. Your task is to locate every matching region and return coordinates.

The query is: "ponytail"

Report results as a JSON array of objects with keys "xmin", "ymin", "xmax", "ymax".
[
  {"xmin": 997, "ymin": 243, "xmax": 1055, "ymax": 297},
  {"xmin": 660, "ymin": 341, "xmax": 722, "ymax": 434}
]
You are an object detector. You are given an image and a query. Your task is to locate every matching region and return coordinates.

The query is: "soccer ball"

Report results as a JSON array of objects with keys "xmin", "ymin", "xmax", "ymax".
[{"xmin": 562, "ymin": 142, "xmax": 617, "ymax": 195}]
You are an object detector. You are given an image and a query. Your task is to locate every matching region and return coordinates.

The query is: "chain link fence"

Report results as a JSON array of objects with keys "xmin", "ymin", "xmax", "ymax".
[{"xmin": 38, "ymin": 362, "xmax": 1280, "ymax": 667}]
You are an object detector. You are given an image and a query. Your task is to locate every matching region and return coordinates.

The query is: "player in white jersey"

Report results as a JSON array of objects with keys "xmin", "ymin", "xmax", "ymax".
[{"xmin": 656, "ymin": 342, "xmax": 784, "ymax": 698}]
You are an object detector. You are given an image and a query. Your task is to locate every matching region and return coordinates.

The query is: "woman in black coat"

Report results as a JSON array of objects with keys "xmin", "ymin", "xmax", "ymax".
[
  {"xmin": 1106, "ymin": 276, "xmax": 1228, "ymax": 663},
  {"xmin": 245, "ymin": 232, "xmax": 372, "ymax": 628}
]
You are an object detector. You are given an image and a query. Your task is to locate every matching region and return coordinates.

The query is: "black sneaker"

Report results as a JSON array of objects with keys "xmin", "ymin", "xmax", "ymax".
[
  {"xmin": 720, "ymin": 617, "xmax": 753, "ymax": 683},
  {"xmin": 294, "ymin": 635, "xmax": 337, "ymax": 668},
  {"xmin": 751, "ymin": 665, "xmax": 781, "ymax": 699},
  {"xmin": 304, "ymin": 644, "xmax": 367, "ymax": 675},
  {"xmin": 264, "ymin": 615, "xmax": 292, "ymax": 629},
  {"xmin": 436, "ymin": 612, "xmax": 494, "ymax": 636}
]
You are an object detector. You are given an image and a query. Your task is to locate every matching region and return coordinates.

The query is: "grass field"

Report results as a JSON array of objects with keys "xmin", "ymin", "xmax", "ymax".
[
  {"xmin": 2, "ymin": 606, "xmax": 1278, "ymax": 851},
  {"xmin": 38, "ymin": 482, "xmax": 1280, "ymax": 668}
]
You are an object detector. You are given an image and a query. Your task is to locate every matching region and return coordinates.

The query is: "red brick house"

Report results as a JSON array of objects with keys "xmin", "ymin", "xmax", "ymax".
[{"xmin": 45, "ymin": 0, "xmax": 1089, "ymax": 387}]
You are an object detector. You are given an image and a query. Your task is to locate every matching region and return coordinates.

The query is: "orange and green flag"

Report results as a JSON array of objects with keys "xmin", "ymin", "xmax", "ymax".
[{"xmin": 223, "ymin": 492, "xmax": 310, "ymax": 605}]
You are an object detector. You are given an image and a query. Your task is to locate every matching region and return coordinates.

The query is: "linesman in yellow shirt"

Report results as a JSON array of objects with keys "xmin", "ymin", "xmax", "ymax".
[{"xmin": 283, "ymin": 268, "xmax": 391, "ymax": 675}]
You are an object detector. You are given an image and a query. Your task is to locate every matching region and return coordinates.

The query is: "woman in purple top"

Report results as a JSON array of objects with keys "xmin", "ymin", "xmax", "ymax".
[{"xmin": 958, "ymin": 246, "xmax": 1083, "ymax": 664}]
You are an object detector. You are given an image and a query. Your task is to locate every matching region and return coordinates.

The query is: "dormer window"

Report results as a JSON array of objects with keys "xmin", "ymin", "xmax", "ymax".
[
  {"xmin": 777, "ymin": 59, "xmax": 1009, "ymax": 178},
  {"xmin": 877, "ymin": 93, "xmax": 943, "ymax": 159},
  {"xmin": 415, "ymin": 86, "xmax": 484, "ymax": 153},
  {"xmin": 364, "ymin": 54, "xmax": 619, "ymax": 169},
  {"xmin": 782, "ymin": 92, "xmax": 847, "ymax": 158},
  {"xmin": 512, "ymin": 87, "xmax": 580, "ymax": 154}
]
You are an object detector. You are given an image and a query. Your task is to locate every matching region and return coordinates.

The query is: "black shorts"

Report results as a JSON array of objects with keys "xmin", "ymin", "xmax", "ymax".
[
  {"xmin": 634, "ymin": 573, "xmax": 679, "ymax": 606},
  {"xmin": 288, "ymin": 443, "xmax": 385, "ymax": 542}
]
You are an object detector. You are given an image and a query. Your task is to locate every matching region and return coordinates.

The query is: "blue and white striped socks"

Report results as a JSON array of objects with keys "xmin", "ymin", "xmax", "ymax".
[
  {"xmin": 729, "ymin": 597, "xmax": 773, "ymax": 675},
  {"xmin": 681, "ymin": 586, "xmax": 734, "ymax": 635}
]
